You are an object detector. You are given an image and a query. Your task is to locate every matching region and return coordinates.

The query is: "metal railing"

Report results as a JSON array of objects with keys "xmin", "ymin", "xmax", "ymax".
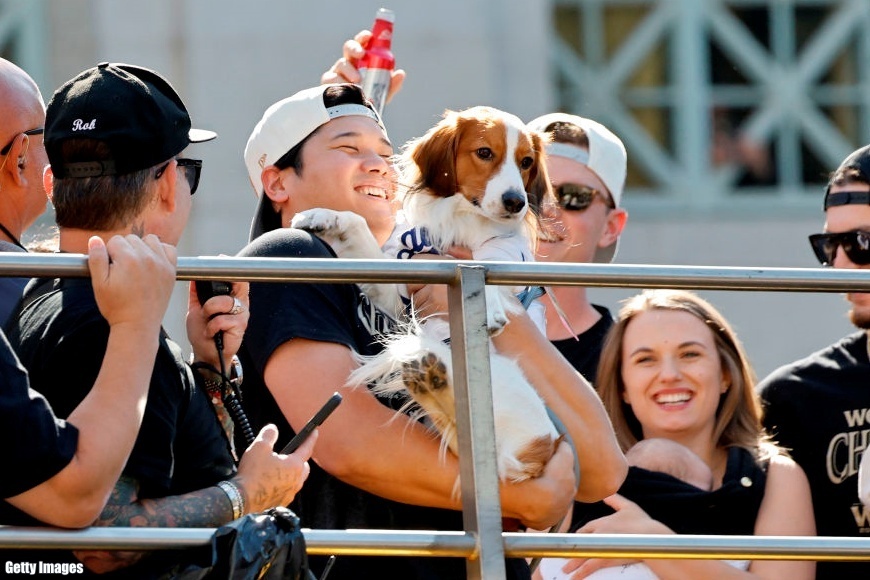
[{"xmin": 3, "ymin": 253, "xmax": 870, "ymax": 578}]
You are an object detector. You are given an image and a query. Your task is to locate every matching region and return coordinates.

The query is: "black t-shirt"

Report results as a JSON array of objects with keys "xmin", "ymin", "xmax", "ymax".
[
  {"xmin": 9, "ymin": 277, "xmax": 235, "ymax": 498},
  {"xmin": 0, "ymin": 328, "xmax": 78, "ymax": 525},
  {"xmin": 0, "ymin": 242, "xmax": 28, "ymax": 328},
  {"xmin": 758, "ymin": 332, "xmax": 870, "ymax": 579},
  {"xmin": 237, "ymin": 228, "xmax": 530, "ymax": 580},
  {"xmin": 6, "ymin": 277, "xmax": 236, "ymax": 575},
  {"xmin": 550, "ymin": 304, "xmax": 613, "ymax": 384},
  {"xmin": 571, "ymin": 446, "xmax": 766, "ymax": 535}
]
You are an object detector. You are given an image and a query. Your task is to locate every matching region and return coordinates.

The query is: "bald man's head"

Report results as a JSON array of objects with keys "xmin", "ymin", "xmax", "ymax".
[
  {"xmin": 0, "ymin": 59, "xmax": 49, "ymax": 236},
  {"xmin": 0, "ymin": 58, "xmax": 45, "ymax": 128}
]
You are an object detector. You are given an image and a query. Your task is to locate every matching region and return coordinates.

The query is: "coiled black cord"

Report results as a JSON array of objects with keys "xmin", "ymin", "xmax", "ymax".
[
  {"xmin": 221, "ymin": 377, "xmax": 255, "ymax": 447},
  {"xmin": 195, "ymin": 331, "xmax": 256, "ymax": 448}
]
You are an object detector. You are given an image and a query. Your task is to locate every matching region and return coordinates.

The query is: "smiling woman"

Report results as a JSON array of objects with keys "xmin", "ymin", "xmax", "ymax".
[
  {"xmin": 555, "ymin": 289, "xmax": 817, "ymax": 580},
  {"xmin": 600, "ymin": 291, "xmax": 759, "ymax": 458}
]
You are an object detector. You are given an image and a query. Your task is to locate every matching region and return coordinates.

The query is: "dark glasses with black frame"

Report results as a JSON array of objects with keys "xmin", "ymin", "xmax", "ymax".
[
  {"xmin": 0, "ymin": 128, "xmax": 44, "ymax": 156},
  {"xmin": 809, "ymin": 230, "xmax": 870, "ymax": 266},
  {"xmin": 155, "ymin": 158, "xmax": 202, "ymax": 194},
  {"xmin": 555, "ymin": 183, "xmax": 615, "ymax": 211}
]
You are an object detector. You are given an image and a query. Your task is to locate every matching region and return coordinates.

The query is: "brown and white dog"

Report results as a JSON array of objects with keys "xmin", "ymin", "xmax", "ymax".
[
  {"xmin": 292, "ymin": 106, "xmax": 561, "ymax": 483},
  {"xmin": 398, "ymin": 105, "xmax": 551, "ymax": 258}
]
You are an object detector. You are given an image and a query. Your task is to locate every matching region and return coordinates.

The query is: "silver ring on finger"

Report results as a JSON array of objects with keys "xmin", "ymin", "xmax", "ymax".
[{"xmin": 229, "ymin": 297, "xmax": 244, "ymax": 316}]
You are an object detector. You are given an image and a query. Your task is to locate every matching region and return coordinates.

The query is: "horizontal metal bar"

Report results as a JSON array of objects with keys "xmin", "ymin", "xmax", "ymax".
[
  {"xmin": 505, "ymin": 533, "xmax": 870, "ymax": 561},
  {"xmin": 1, "ymin": 253, "xmax": 869, "ymax": 293},
  {"xmin": 304, "ymin": 530, "xmax": 475, "ymax": 557},
  {"xmin": 3, "ymin": 528, "xmax": 870, "ymax": 562},
  {"xmin": 0, "ymin": 527, "xmax": 476, "ymax": 555},
  {"xmin": 0, "ymin": 526, "xmax": 213, "ymax": 550}
]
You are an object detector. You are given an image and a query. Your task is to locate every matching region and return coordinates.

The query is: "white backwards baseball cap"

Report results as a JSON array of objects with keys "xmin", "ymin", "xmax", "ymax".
[
  {"xmin": 528, "ymin": 112, "xmax": 627, "ymax": 263},
  {"xmin": 245, "ymin": 84, "xmax": 387, "ymax": 240}
]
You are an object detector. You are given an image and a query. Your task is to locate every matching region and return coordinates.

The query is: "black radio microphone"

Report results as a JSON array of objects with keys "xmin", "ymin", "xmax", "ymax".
[{"xmin": 195, "ymin": 280, "xmax": 255, "ymax": 447}]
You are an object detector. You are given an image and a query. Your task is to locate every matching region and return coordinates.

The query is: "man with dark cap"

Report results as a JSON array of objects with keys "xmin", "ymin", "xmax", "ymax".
[
  {"xmin": 758, "ymin": 144, "xmax": 870, "ymax": 579},
  {"xmin": 7, "ymin": 63, "xmax": 316, "ymax": 575},
  {"xmin": 1, "ymin": 234, "xmax": 176, "ymax": 529}
]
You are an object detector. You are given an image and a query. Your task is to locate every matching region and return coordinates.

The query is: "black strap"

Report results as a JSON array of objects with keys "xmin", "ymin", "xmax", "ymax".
[
  {"xmin": 824, "ymin": 190, "xmax": 870, "ymax": 209},
  {"xmin": 58, "ymin": 160, "xmax": 117, "ymax": 178},
  {"xmin": 0, "ymin": 221, "xmax": 26, "ymax": 251}
]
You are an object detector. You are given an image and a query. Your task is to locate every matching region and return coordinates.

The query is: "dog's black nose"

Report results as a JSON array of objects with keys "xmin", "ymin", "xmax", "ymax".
[{"xmin": 502, "ymin": 190, "xmax": 526, "ymax": 214}]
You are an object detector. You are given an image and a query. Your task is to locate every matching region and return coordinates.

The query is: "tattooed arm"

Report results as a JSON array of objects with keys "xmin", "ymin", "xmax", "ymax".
[
  {"xmin": 75, "ymin": 424, "xmax": 317, "ymax": 573},
  {"xmin": 73, "ymin": 475, "xmax": 232, "ymax": 572}
]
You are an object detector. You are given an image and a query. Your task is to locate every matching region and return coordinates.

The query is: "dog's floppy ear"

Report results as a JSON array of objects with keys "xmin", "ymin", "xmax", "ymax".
[
  {"xmin": 525, "ymin": 130, "xmax": 554, "ymax": 215},
  {"xmin": 525, "ymin": 130, "xmax": 559, "ymax": 246},
  {"xmin": 408, "ymin": 110, "xmax": 460, "ymax": 196}
]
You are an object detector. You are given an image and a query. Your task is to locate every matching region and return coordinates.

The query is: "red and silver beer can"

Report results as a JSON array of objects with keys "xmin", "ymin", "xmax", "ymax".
[{"xmin": 358, "ymin": 8, "xmax": 395, "ymax": 116}]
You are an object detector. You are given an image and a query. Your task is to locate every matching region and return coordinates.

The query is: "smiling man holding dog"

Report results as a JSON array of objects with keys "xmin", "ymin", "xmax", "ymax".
[
  {"xmin": 236, "ymin": 83, "xmax": 626, "ymax": 580},
  {"xmin": 323, "ymin": 34, "xmax": 631, "ymax": 387}
]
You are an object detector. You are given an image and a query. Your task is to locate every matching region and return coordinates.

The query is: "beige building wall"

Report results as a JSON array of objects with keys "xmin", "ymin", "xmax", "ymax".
[{"xmin": 36, "ymin": 0, "xmax": 852, "ymax": 378}]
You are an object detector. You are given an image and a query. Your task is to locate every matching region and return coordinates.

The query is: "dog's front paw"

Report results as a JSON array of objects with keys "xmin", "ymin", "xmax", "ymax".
[
  {"xmin": 291, "ymin": 208, "xmax": 379, "ymax": 259},
  {"xmin": 290, "ymin": 208, "xmax": 345, "ymax": 236},
  {"xmin": 402, "ymin": 352, "xmax": 449, "ymax": 396},
  {"xmin": 485, "ymin": 287, "xmax": 510, "ymax": 334}
]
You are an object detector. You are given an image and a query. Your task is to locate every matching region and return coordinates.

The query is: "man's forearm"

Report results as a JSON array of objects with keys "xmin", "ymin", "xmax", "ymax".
[
  {"xmin": 493, "ymin": 311, "xmax": 628, "ymax": 502},
  {"xmin": 74, "ymin": 475, "xmax": 233, "ymax": 573},
  {"xmin": 95, "ymin": 475, "xmax": 232, "ymax": 528}
]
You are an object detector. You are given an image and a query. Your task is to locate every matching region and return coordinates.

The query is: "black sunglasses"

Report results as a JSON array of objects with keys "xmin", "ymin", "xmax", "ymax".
[
  {"xmin": 155, "ymin": 158, "xmax": 202, "ymax": 194},
  {"xmin": 555, "ymin": 183, "xmax": 614, "ymax": 211},
  {"xmin": 0, "ymin": 128, "xmax": 44, "ymax": 156},
  {"xmin": 809, "ymin": 230, "xmax": 870, "ymax": 266}
]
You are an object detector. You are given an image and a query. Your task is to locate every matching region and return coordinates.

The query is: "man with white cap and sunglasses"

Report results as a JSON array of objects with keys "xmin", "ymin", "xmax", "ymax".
[
  {"xmin": 528, "ymin": 114, "xmax": 629, "ymax": 384},
  {"xmin": 237, "ymin": 82, "xmax": 627, "ymax": 580},
  {"xmin": 758, "ymin": 144, "xmax": 870, "ymax": 580}
]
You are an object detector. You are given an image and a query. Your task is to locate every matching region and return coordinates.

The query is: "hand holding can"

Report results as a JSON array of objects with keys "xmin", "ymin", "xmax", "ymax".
[{"xmin": 358, "ymin": 8, "xmax": 395, "ymax": 116}]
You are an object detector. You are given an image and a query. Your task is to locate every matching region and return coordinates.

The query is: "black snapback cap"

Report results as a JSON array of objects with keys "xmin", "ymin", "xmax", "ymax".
[{"xmin": 45, "ymin": 62, "xmax": 216, "ymax": 178}]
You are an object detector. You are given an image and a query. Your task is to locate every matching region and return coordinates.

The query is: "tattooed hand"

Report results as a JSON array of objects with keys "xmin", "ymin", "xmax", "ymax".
[{"xmin": 233, "ymin": 424, "xmax": 317, "ymax": 512}]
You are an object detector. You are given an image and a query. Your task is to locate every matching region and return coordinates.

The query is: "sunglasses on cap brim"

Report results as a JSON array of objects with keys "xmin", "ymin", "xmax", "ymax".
[
  {"xmin": 809, "ymin": 230, "xmax": 870, "ymax": 266},
  {"xmin": 555, "ymin": 183, "xmax": 615, "ymax": 211}
]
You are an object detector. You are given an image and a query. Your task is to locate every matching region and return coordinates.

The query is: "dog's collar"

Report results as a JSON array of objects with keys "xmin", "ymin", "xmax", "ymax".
[{"xmin": 517, "ymin": 286, "xmax": 544, "ymax": 309}]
